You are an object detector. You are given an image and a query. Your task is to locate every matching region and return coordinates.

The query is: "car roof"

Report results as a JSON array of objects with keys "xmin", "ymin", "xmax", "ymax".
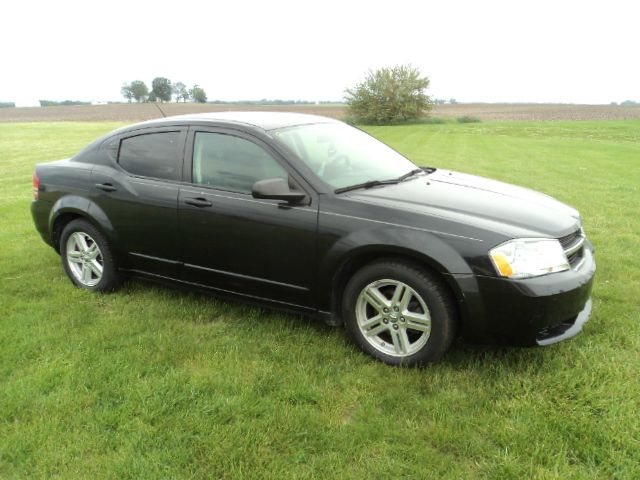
[{"xmin": 129, "ymin": 111, "xmax": 340, "ymax": 132}]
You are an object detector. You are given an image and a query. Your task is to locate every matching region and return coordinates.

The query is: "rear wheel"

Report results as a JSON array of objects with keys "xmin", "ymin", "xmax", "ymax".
[
  {"xmin": 60, "ymin": 219, "xmax": 122, "ymax": 292},
  {"xmin": 343, "ymin": 259, "xmax": 456, "ymax": 366}
]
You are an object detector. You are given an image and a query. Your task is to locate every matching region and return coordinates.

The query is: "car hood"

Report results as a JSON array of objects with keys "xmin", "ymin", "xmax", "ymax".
[{"xmin": 345, "ymin": 169, "xmax": 581, "ymax": 238}]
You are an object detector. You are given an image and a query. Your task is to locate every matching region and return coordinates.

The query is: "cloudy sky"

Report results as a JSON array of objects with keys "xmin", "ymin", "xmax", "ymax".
[{"xmin": 1, "ymin": 0, "xmax": 638, "ymax": 106}]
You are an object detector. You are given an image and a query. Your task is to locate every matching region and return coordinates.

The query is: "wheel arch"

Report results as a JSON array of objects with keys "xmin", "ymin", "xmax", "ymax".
[
  {"xmin": 328, "ymin": 246, "xmax": 467, "ymax": 326},
  {"xmin": 48, "ymin": 195, "xmax": 117, "ymax": 254},
  {"xmin": 319, "ymin": 231, "xmax": 471, "ymax": 325}
]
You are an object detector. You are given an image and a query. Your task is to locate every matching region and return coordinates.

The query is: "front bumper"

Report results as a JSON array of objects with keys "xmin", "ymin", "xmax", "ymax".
[
  {"xmin": 450, "ymin": 245, "xmax": 596, "ymax": 346},
  {"xmin": 535, "ymin": 297, "xmax": 592, "ymax": 346}
]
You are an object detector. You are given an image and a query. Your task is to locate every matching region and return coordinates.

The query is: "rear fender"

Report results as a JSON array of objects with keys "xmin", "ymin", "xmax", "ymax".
[{"xmin": 48, "ymin": 195, "xmax": 118, "ymax": 249}]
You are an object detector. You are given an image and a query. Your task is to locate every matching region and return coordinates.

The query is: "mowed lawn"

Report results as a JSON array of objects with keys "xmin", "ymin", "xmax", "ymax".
[{"xmin": 1, "ymin": 120, "xmax": 638, "ymax": 479}]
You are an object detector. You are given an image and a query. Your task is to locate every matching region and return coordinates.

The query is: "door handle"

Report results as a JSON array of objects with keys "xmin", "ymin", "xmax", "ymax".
[
  {"xmin": 95, "ymin": 183, "xmax": 117, "ymax": 192},
  {"xmin": 185, "ymin": 197, "xmax": 213, "ymax": 208}
]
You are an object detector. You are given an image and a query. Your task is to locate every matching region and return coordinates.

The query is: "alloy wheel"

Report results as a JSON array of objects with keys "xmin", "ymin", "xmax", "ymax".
[
  {"xmin": 355, "ymin": 279, "xmax": 432, "ymax": 357},
  {"xmin": 66, "ymin": 231, "xmax": 104, "ymax": 287}
]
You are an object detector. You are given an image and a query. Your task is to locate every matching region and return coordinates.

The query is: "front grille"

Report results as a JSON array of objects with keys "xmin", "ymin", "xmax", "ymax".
[
  {"xmin": 559, "ymin": 228, "xmax": 585, "ymax": 269},
  {"xmin": 559, "ymin": 230, "xmax": 581, "ymax": 249},
  {"xmin": 567, "ymin": 249, "xmax": 583, "ymax": 267}
]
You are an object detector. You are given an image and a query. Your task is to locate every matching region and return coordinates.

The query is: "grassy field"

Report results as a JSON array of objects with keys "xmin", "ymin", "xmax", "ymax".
[{"xmin": 1, "ymin": 120, "xmax": 639, "ymax": 478}]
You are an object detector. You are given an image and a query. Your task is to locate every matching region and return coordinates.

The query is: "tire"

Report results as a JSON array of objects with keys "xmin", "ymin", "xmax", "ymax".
[
  {"xmin": 342, "ymin": 259, "xmax": 457, "ymax": 366},
  {"xmin": 60, "ymin": 219, "xmax": 122, "ymax": 292}
]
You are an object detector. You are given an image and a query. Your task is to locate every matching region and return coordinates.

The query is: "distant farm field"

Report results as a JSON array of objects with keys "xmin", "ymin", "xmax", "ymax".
[
  {"xmin": 1, "ymin": 120, "xmax": 639, "ymax": 478},
  {"xmin": 2, "ymin": 102, "xmax": 640, "ymax": 122}
]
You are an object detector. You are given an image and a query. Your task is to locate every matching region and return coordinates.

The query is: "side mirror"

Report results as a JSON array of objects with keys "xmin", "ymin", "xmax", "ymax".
[{"xmin": 252, "ymin": 178, "xmax": 307, "ymax": 203}]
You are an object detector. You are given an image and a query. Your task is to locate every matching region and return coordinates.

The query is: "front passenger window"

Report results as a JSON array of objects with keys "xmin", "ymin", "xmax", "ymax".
[{"xmin": 193, "ymin": 132, "xmax": 287, "ymax": 194}]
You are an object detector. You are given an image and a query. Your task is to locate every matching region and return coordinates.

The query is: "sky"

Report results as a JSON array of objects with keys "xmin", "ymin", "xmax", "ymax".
[{"xmin": 1, "ymin": 0, "xmax": 638, "ymax": 106}]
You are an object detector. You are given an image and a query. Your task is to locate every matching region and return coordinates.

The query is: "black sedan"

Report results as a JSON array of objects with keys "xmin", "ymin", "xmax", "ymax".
[{"xmin": 31, "ymin": 112, "xmax": 596, "ymax": 366}]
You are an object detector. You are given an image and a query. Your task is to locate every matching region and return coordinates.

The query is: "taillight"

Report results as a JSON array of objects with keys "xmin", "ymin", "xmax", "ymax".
[{"xmin": 33, "ymin": 172, "xmax": 40, "ymax": 200}]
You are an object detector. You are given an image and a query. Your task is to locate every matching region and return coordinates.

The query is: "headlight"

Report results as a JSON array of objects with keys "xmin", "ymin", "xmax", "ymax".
[{"xmin": 489, "ymin": 238, "xmax": 569, "ymax": 279}]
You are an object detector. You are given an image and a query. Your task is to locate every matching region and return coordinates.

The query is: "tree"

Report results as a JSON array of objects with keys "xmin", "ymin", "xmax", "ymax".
[
  {"xmin": 190, "ymin": 85, "xmax": 207, "ymax": 103},
  {"xmin": 120, "ymin": 83, "xmax": 134, "ymax": 103},
  {"xmin": 173, "ymin": 82, "xmax": 188, "ymax": 102},
  {"xmin": 344, "ymin": 65, "xmax": 432, "ymax": 124},
  {"xmin": 151, "ymin": 77, "xmax": 172, "ymax": 102},
  {"xmin": 129, "ymin": 80, "xmax": 149, "ymax": 103}
]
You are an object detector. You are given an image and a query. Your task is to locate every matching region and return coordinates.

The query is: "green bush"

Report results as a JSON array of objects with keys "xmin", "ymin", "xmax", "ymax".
[
  {"xmin": 345, "ymin": 65, "xmax": 433, "ymax": 125},
  {"xmin": 416, "ymin": 116, "xmax": 446, "ymax": 124},
  {"xmin": 456, "ymin": 115, "xmax": 482, "ymax": 123}
]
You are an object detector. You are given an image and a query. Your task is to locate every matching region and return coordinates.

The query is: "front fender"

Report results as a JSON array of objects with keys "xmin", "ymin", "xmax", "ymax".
[{"xmin": 317, "ymin": 225, "xmax": 479, "ymax": 311}]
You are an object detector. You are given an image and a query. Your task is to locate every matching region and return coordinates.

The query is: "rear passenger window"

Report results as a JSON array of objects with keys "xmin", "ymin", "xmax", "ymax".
[
  {"xmin": 192, "ymin": 132, "xmax": 287, "ymax": 194},
  {"xmin": 118, "ymin": 131, "xmax": 182, "ymax": 180}
]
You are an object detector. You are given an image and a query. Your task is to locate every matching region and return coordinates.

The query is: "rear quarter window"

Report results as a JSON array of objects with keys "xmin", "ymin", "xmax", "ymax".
[{"xmin": 118, "ymin": 131, "xmax": 182, "ymax": 181}]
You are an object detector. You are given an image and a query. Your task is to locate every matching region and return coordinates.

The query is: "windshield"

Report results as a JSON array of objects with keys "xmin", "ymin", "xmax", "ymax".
[{"xmin": 271, "ymin": 123, "xmax": 419, "ymax": 189}]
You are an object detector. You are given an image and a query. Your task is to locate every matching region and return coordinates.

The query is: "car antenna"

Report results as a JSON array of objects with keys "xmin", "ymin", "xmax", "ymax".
[{"xmin": 152, "ymin": 102, "xmax": 167, "ymax": 118}]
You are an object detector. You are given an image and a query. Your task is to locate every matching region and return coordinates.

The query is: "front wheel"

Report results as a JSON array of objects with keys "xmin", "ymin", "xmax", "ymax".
[
  {"xmin": 60, "ymin": 219, "xmax": 122, "ymax": 292},
  {"xmin": 343, "ymin": 259, "xmax": 457, "ymax": 366}
]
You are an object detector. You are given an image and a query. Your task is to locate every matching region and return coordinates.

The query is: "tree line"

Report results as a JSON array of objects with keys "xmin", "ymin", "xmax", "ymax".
[
  {"xmin": 39, "ymin": 100, "xmax": 90, "ymax": 107},
  {"xmin": 121, "ymin": 78, "xmax": 207, "ymax": 103}
]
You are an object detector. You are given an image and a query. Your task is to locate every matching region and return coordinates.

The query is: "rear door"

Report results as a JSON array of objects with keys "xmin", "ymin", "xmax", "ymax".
[
  {"xmin": 178, "ymin": 127, "xmax": 319, "ymax": 309},
  {"xmin": 90, "ymin": 127, "xmax": 187, "ymax": 277}
]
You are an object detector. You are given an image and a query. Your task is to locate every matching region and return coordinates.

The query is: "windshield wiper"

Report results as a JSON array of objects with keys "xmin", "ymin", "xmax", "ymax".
[
  {"xmin": 334, "ymin": 178, "xmax": 400, "ymax": 194},
  {"xmin": 334, "ymin": 168, "xmax": 431, "ymax": 194},
  {"xmin": 396, "ymin": 168, "xmax": 425, "ymax": 182}
]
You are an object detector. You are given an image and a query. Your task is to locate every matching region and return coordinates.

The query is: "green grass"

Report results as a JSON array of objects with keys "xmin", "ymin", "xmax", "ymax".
[{"xmin": 1, "ymin": 121, "xmax": 639, "ymax": 479}]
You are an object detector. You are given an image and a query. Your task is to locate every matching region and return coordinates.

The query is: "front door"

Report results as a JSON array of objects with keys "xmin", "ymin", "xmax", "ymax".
[{"xmin": 178, "ymin": 128, "xmax": 318, "ymax": 308}]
